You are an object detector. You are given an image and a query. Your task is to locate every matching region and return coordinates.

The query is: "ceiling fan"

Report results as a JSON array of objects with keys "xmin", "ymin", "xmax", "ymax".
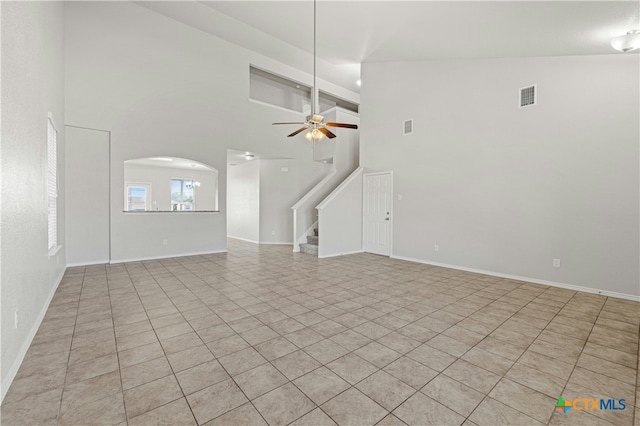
[{"xmin": 272, "ymin": 0, "xmax": 358, "ymax": 141}]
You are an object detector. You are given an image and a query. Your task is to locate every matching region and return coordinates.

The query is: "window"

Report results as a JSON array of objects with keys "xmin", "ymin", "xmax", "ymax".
[
  {"xmin": 171, "ymin": 179, "xmax": 196, "ymax": 211},
  {"xmin": 47, "ymin": 116, "xmax": 58, "ymax": 251},
  {"xmin": 125, "ymin": 183, "xmax": 150, "ymax": 211}
]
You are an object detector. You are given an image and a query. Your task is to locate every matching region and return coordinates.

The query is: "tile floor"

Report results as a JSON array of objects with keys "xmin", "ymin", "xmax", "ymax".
[{"xmin": 1, "ymin": 239, "xmax": 639, "ymax": 425}]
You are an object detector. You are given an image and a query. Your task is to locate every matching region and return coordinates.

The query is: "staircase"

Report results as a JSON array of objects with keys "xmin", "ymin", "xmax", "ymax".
[{"xmin": 300, "ymin": 229, "xmax": 318, "ymax": 255}]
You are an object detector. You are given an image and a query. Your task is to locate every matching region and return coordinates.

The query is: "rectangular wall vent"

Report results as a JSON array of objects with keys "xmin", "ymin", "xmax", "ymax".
[
  {"xmin": 403, "ymin": 119, "xmax": 413, "ymax": 135},
  {"xmin": 520, "ymin": 85, "xmax": 536, "ymax": 108}
]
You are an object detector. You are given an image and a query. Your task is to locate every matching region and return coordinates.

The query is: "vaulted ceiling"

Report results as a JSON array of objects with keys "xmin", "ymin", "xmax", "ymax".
[{"xmin": 137, "ymin": 1, "xmax": 639, "ymax": 92}]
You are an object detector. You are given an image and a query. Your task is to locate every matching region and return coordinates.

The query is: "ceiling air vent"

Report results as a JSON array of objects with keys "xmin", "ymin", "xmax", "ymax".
[
  {"xmin": 403, "ymin": 119, "xmax": 413, "ymax": 135},
  {"xmin": 520, "ymin": 85, "xmax": 536, "ymax": 108}
]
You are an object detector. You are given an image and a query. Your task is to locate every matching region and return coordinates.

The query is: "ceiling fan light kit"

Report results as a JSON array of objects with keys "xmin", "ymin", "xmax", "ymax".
[
  {"xmin": 272, "ymin": 0, "xmax": 357, "ymax": 141},
  {"xmin": 611, "ymin": 30, "xmax": 640, "ymax": 52}
]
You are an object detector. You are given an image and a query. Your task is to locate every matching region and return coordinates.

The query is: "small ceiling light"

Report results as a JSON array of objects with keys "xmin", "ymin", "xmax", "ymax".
[
  {"xmin": 356, "ymin": 79, "xmax": 362, "ymax": 87},
  {"xmin": 150, "ymin": 157, "xmax": 173, "ymax": 162},
  {"xmin": 611, "ymin": 30, "xmax": 640, "ymax": 52},
  {"xmin": 244, "ymin": 153, "xmax": 255, "ymax": 160}
]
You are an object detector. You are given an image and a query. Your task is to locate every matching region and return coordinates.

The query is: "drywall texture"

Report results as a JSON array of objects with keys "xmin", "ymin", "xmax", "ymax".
[
  {"xmin": 227, "ymin": 160, "xmax": 260, "ymax": 243},
  {"xmin": 64, "ymin": 2, "xmax": 357, "ymax": 261},
  {"xmin": 65, "ymin": 126, "xmax": 110, "ymax": 266},
  {"xmin": 317, "ymin": 168, "xmax": 364, "ymax": 258},
  {"xmin": 227, "ymin": 158, "xmax": 327, "ymax": 244},
  {"xmin": 124, "ymin": 163, "xmax": 218, "ymax": 211},
  {"xmin": 1, "ymin": 1, "xmax": 66, "ymax": 398},
  {"xmin": 293, "ymin": 109, "xmax": 361, "ymax": 250},
  {"xmin": 361, "ymin": 54, "xmax": 640, "ymax": 297},
  {"xmin": 259, "ymin": 159, "xmax": 327, "ymax": 244}
]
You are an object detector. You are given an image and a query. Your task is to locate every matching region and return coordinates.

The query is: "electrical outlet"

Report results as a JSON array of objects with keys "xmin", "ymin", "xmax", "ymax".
[
  {"xmin": 271, "ymin": 230, "xmax": 276, "ymax": 235},
  {"xmin": 553, "ymin": 258, "xmax": 561, "ymax": 268},
  {"xmin": 398, "ymin": 194, "xmax": 403, "ymax": 200},
  {"xmin": 14, "ymin": 310, "xmax": 19, "ymax": 328},
  {"xmin": 434, "ymin": 244, "xmax": 440, "ymax": 252},
  {"xmin": 162, "ymin": 239, "xmax": 168, "ymax": 246}
]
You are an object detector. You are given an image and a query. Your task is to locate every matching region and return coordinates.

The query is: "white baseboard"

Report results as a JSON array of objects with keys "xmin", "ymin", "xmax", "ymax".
[
  {"xmin": 1, "ymin": 267, "xmax": 66, "ymax": 403},
  {"xmin": 227, "ymin": 236, "xmax": 260, "ymax": 244},
  {"xmin": 66, "ymin": 259, "xmax": 109, "ymax": 268},
  {"xmin": 319, "ymin": 249, "xmax": 364, "ymax": 259},
  {"xmin": 110, "ymin": 249, "xmax": 227, "ymax": 264},
  {"xmin": 391, "ymin": 254, "xmax": 640, "ymax": 302},
  {"xmin": 227, "ymin": 236, "xmax": 292, "ymax": 246}
]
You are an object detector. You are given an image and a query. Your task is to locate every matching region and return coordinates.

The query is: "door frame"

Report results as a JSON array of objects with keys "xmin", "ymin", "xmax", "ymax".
[
  {"xmin": 362, "ymin": 171, "xmax": 394, "ymax": 257},
  {"xmin": 65, "ymin": 125, "xmax": 112, "ymax": 266}
]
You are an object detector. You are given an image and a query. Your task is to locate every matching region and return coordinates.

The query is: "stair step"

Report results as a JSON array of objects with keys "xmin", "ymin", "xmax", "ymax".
[
  {"xmin": 300, "ymin": 243, "xmax": 318, "ymax": 256},
  {"xmin": 306, "ymin": 235, "xmax": 318, "ymax": 245}
]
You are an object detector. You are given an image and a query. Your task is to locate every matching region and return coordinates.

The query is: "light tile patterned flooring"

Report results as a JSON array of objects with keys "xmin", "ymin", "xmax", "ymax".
[{"xmin": 2, "ymin": 239, "xmax": 639, "ymax": 425}]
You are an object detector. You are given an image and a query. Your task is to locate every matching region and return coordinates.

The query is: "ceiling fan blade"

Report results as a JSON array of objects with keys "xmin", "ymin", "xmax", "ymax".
[
  {"xmin": 318, "ymin": 127, "xmax": 336, "ymax": 139},
  {"xmin": 273, "ymin": 122, "xmax": 307, "ymax": 125},
  {"xmin": 287, "ymin": 127, "xmax": 309, "ymax": 137},
  {"xmin": 325, "ymin": 122, "xmax": 358, "ymax": 129}
]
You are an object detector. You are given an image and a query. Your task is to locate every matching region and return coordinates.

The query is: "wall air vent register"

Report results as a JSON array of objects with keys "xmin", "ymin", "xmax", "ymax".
[
  {"xmin": 403, "ymin": 119, "xmax": 413, "ymax": 135},
  {"xmin": 520, "ymin": 85, "xmax": 536, "ymax": 108}
]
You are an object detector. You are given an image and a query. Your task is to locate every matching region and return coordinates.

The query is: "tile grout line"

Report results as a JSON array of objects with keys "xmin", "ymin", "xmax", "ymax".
[
  {"xmin": 124, "ymin": 260, "xmax": 197, "ymax": 424},
  {"xmin": 142, "ymin": 258, "xmax": 275, "ymax": 426},
  {"xmin": 149, "ymin": 252, "xmax": 625, "ymax": 426},
  {"xmin": 457, "ymin": 287, "xmax": 589, "ymax": 425},
  {"xmin": 16, "ymin": 242, "xmax": 635, "ymax": 426},
  {"xmin": 56, "ymin": 265, "xmax": 86, "ymax": 424},
  {"xmin": 539, "ymin": 293, "xmax": 607, "ymax": 425},
  {"xmin": 107, "ymin": 265, "xmax": 133, "ymax": 425},
  {"xmin": 202, "ymin": 271, "xmax": 520, "ymax": 424},
  {"xmin": 196, "ymin": 265, "xmax": 529, "ymax": 424}
]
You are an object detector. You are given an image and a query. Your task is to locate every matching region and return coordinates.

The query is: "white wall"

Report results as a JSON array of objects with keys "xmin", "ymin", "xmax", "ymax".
[
  {"xmin": 66, "ymin": 126, "xmax": 110, "ymax": 266},
  {"xmin": 124, "ymin": 163, "xmax": 218, "ymax": 211},
  {"xmin": 333, "ymin": 109, "xmax": 360, "ymax": 172},
  {"xmin": 317, "ymin": 168, "xmax": 364, "ymax": 258},
  {"xmin": 227, "ymin": 161, "xmax": 260, "ymax": 243},
  {"xmin": 292, "ymin": 109, "xmax": 361, "ymax": 250},
  {"xmin": 259, "ymin": 159, "xmax": 327, "ymax": 244},
  {"xmin": 361, "ymin": 54, "xmax": 640, "ymax": 298},
  {"xmin": 1, "ymin": 1, "xmax": 66, "ymax": 399},
  {"xmin": 227, "ymin": 158, "xmax": 328, "ymax": 244},
  {"xmin": 64, "ymin": 2, "xmax": 355, "ymax": 261}
]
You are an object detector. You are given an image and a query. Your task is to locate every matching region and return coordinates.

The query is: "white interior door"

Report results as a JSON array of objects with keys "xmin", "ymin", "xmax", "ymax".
[
  {"xmin": 65, "ymin": 126, "xmax": 110, "ymax": 266},
  {"xmin": 363, "ymin": 172, "xmax": 392, "ymax": 256}
]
